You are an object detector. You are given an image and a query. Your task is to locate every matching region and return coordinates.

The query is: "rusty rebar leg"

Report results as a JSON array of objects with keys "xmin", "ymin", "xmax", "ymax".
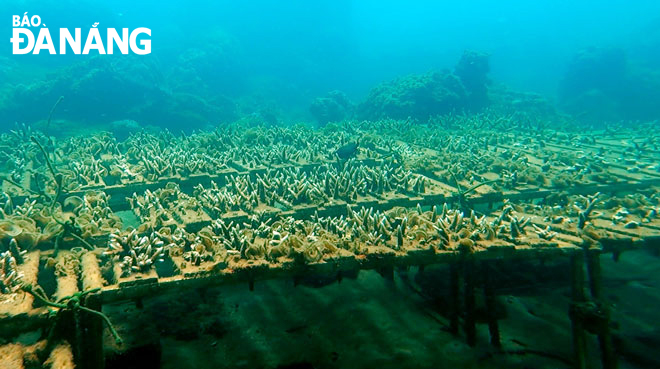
[
  {"xmin": 377, "ymin": 266, "xmax": 394, "ymax": 281},
  {"xmin": 79, "ymin": 293, "xmax": 105, "ymax": 369},
  {"xmin": 463, "ymin": 258, "xmax": 476, "ymax": 347},
  {"xmin": 586, "ymin": 250, "xmax": 617, "ymax": 369},
  {"xmin": 586, "ymin": 250, "xmax": 602, "ymax": 300},
  {"xmin": 449, "ymin": 263, "xmax": 460, "ymax": 335},
  {"xmin": 483, "ymin": 262, "xmax": 501, "ymax": 348},
  {"xmin": 570, "ymin": 253, "xmax": 588, "ymax": 369}
]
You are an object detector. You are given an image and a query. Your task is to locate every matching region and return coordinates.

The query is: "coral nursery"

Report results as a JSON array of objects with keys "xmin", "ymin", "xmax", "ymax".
[
  {"xmin": 2, "ymin": 1, "xmax": 660, "ymax": 369},
  {"xmin": 0, "ymin": 111, "xmax": 659, "ymax": 368}
]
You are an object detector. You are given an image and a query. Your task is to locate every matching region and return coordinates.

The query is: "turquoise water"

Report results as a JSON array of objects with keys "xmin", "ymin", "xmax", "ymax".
[
  {"xmin": 2, "ymin": 2, "xmax": 660, "ymax": 369},
  {"xmin": 2, "ymin": 0, "xmax": 660, "ymax": 131}
]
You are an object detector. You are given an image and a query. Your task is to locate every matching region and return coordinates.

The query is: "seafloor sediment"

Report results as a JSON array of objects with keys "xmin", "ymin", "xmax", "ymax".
[{"xmin": 0, "ymin": 115, "xmax": 659, "ymax": 368}]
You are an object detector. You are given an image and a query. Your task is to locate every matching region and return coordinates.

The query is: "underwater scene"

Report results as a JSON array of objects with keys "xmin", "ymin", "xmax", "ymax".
[{"xmin": 1, "ymin": 1, "xmax": 660, "ymax": 368}]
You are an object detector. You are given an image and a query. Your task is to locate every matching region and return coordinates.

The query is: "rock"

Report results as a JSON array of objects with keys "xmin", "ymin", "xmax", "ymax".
[
  {"xmin": 357, "ymin": 71, "xmax": 469, "ymax": 121},
  {"xmin": 309, "ymin": 90, "xmax": 353, "ymax": 126}
]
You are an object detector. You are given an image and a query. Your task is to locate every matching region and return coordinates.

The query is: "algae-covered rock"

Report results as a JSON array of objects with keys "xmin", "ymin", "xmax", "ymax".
[
  {"xmin": 310, "ymin": 90, "xmax": 353, "ymax": 125},
  {"xmin": 1, "ymin": 56, "xmax": 165, "ymax": 124},
  {"xmin": 455, "ymin": 50, "xmax": 490, "ymax": 110},
  {"xmin": 357, "ymin": 71, "xmax": 469, "ymax": 121},
  {"xmin": 167, "ymin": 29, "xmax": 245, "ymax": 97},
  {"xmin": 357, "ymin": 51, "xmax": 492, "ymax": 121},
  {"xmin": 559, "ymin": 47, "xmax": 660, "ymax": 122},
  {"xmin": 559, "ymin": 47, "xmax": 627, "ymax": 103},
  {"xmin": 0, "ymin": 55, "xmax": 237, "ymax": 132}
]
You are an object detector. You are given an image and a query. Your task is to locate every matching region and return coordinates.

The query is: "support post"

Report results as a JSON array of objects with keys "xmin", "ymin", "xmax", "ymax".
[
  {"xmin": 586, "ymin": 250, "xmax": 602, "ymax": 301},
  {"xmin": 586, "ymin": 249, "xmax": 617, "ymax": 369},
  {"xmin": 463, "ymin": 258, "xmax": 476, "ymax": 347},
  {"xmin": 570, "ymin": 252, "xmax": 588, "ymax": 369},
  {"xmin": 483, "ymin": 262, "xmax": 501, "ymax": 348},
  {"xmin": 449, "ymin": 263, "xmax": 460, "ymax": 335},
  {"xmin": 377, "ymin": 266, "xmax": 394, "ymax": 281},
  {"xmin": 79, "ymin": 292, "xmax": 105, "ymax": 369}
]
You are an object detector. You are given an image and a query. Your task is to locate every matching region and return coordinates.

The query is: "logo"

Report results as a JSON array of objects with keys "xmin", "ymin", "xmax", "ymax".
[{"xmin": 10, "ymin": 12, "xmax": 151, "ymax": 55}]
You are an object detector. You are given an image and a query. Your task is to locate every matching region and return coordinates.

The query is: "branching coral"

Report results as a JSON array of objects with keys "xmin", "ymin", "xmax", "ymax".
[
  {"xmin": 129, "ymin": 183, "xmax": 201, "ymax": 227},
  {"xmin": 106, "ymin": 229, "xmax": 167, "ymax": 277},
  {"xmin": 65, "ymin": 191, "xmax": 122, "ymax": 238},
  {"xmin": 192, "ymin": 162, "xmax": 430, "ymax": 218},
  {"xmin": 0, "ymin": 110, "xmax": 656, "ymax": 288},
  {"xmin": 0, "ymin": 251, "xmax": 22, "ymax": 294},
  {"xmin": 575, "ymin": 192, "xmax": 601, "ymax": 229}
]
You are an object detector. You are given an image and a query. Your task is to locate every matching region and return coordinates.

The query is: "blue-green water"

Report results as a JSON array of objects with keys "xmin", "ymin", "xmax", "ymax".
[
  {"xmin": 3, "ymin": 0, "xmax": 660, "ymax": 131},
  {"xmin": 2, "ymin": 2, "xmax": 660, "ymax": 369}
]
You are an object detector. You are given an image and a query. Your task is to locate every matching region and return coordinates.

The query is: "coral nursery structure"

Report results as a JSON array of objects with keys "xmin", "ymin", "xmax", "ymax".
[{"xmin": 0, "ymin": 115, "xmax": 659, "ymax": 369}]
